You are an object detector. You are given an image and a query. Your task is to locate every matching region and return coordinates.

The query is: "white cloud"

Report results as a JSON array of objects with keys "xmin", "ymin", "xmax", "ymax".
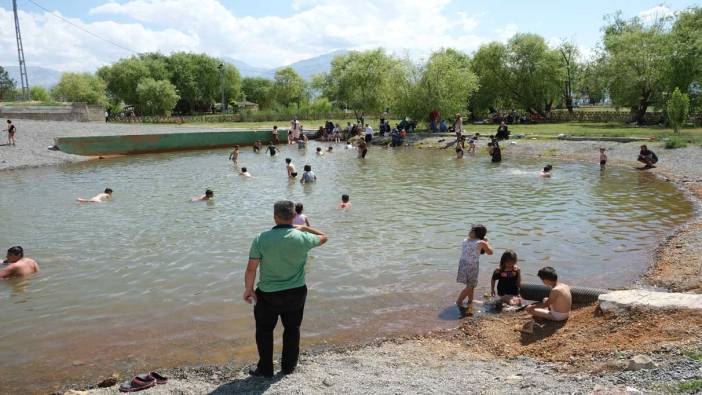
[
  {"xmin": 1, "ymin": 0, "xmax": 499, "ymax": 72},
  {"xmin": 638, "ymin": 5, "xmax": 674, "ymax": 23}
]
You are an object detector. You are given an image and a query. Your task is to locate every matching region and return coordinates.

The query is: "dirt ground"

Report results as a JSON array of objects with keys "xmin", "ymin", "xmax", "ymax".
[{"xmin": 455, "ymin": 305, "xmax": 702, "ymax": 372}]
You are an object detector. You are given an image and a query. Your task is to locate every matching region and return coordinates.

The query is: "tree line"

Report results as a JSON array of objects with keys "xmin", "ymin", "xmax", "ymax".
[{"xmin": 1, "ymin": 8, "xmax": 700, "ymax": 125}]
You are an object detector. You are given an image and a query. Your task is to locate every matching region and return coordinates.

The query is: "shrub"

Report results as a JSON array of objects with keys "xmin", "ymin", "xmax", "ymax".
[
  {"xmin": 664, "ymin": 135, "xmax": 688, "ymax": 149},
  {"xmin": 666, "ymin": 87, "xmax": 690, "ymax": 133},
  {"xmin": 29, "ymin": 86, "xmax": 50, "ymax": 102}
]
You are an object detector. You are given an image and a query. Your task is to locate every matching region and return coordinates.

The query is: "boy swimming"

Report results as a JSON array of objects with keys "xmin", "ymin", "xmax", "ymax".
[
  {"xmin": 599, "ymin": 148, "xmax": 607, "ymax": 171},
  {"xmin": 240, "ymin": 167, "xmax": 252, "ymax": 177},
  {"xmin": 0, "ymin": 246, "xmax": 39, "ymax": 279},
  {"xmin": 77, "ymin": 188, "xmax": 113, "ymax": 203},
  {"xmin": 540, "ymin": 164, "xmax": 553, "ymax": 177},
  {"xmin": 286, "ymin": 158, "xmax": 298, "ymax": 178},
  {"xmin": 300, "ymin": 165, "xmax": 317, "ymax": 184},
  {"xmin": 267, "ymin": 142, "xmax": 279, "ymax": 157},
  {"xmin": 229, "ymin": 145, "xmax": 240, "ymax": 164},
  {"xmin": 338, "ymin": 194, "xmax": 352, "ymax": 209},
  {"xmin": 192, "ymin": 189, "xmax": 214, "ymax": 201}
]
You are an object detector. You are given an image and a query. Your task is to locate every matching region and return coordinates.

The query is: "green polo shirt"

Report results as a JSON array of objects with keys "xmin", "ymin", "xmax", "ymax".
[{"xmin": 249, "ymin": 225, "xmax": 321, "ymax": 292}]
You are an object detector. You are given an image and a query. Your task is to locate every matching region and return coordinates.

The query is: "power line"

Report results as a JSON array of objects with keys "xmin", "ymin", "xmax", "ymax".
[{"xmin": 25, "ymin": 0, "xmax": 140, "ymax": 55}]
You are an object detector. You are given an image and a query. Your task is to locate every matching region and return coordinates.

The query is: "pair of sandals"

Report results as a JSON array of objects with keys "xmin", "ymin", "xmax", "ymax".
[{"xmin": 119, "ymin": 372, "xmax": 168, "ymax": 392}]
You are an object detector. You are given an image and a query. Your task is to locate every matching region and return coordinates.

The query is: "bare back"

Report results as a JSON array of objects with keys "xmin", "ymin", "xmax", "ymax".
[
  {"xmin": 1, "ymin": 258, "xmax": 39, "ymax": 279},
  {"xmin": 549, "ymin": 283, "xmax": 572, "ymax": 314}
]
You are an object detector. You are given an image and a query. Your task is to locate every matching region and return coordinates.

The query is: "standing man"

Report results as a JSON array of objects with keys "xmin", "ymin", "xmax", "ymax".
[
  {"xmin": 244, "ymin": 201, "xmax": 328, "ymax": 378},
  {"xmin": 364, "ymin": 123, "xmax": 374, "ymax": 143},
  {"xmin": 6, "ymin": 120, "xmax": 16, "ymax": 146}
]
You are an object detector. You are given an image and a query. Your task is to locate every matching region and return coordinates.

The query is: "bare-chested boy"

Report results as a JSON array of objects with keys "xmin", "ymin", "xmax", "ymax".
[
  {"xmin": 525, "ymin": 266, "xmax": 572, "ymax": 321},
  {"xmin": 192, "ymin": 189, "xmax": 214, "ymax": 201},
  {"xmin": 0, "ymin": 246, "xmax": 39, "ymax": 279},
  {"xmin": 77, "ymin": 188, "xmax": 113, "ymax": 203}
]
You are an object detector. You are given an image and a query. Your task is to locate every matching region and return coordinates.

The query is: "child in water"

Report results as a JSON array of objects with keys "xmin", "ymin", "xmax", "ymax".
[
  {"xmin": 267, "ymin": 142, "xmax": 279, "ymax": 157},
  {"xmin": 300, "ymin": 165, "xmax": 317, "ymax": 184},
  {"xmin": 455, "ymin": 136, "xmax": 465, "ymax": 159},
  {"xmin": 240, "ymin": 167, "xmax": 252, "ymax": 177},
  {"xmin": 540, "ymin": 164, "xmax": 553, "ymax": 177},
  {"xmin": 491, "ymin": 250, "xmax": 522, "ymax": 306},
  {"xmin": 229, "ymin": 145, "xmax": 240, "ymax": 165},
  {"xmin": 456, "ymin": 224, "xmax": 493, "ymax": 317},
  {"xmin": 467, "ymin": 133, "xmax": 479, "ymax": 155},
  {"xmin": 316, "ymin": 147, "xmax": 324, "ymax": 156},
  {"xmin": 599, "ymin": 148, "xmax": 607, "ymax": 171},
  {"xmin": 293, "ymin": 203, "xmax": 311, "ymax": 226},
  {"xmin": 338, "ymin": 194, "xmax": 352, "ymax": 209}
]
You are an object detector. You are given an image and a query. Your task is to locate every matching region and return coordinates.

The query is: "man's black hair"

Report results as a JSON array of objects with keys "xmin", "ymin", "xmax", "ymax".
[
  {"xmin": 7, "ymin": 246, "xmax": 23, "ymax": 257},
  {"xmin": 537, "ymin": 266, "xmax": 558, "ymax": 281}
]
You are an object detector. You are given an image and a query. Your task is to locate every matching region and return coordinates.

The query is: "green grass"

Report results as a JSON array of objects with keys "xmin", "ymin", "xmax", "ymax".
[
  {"xmin": 172, "ymin": 119, "xmax": 702, "ymax": 144},
  {"xmin": 665, "ymin": 136, "xmax": 688, "ymax": 149},
  {"xmin": 683, "ymin": 350, "xmax": 702, "ymax": 361},
  {"xmin": 677, "ymin": 379, "xmax": 702, "ymax": 393},
  {"xmin": 0, "ymin": 100, "xmax": 66, "ymax": 106}
]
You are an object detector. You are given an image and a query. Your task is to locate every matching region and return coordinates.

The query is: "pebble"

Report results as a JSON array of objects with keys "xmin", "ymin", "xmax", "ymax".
[
  {"xmin": 323, "ymin": 378, "xmax": 334, "ymax": 387},
  {"xmin": 627, "ymin": 355, "xmax": 657, "ymax": 371}
]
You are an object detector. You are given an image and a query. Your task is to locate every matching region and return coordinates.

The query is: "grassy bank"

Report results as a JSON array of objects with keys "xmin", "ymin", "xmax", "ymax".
[{"xmin": 182, "ymin": 120, "xmax": 702, "ymax": 144}]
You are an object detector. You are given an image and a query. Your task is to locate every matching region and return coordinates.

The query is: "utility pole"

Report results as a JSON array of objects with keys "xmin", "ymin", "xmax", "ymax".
[
  {"xmin": 13, "ymin": 0, "xmax": 30, "ymax": 101},
  {"xmin": 218, "ymin": 63, "xmax": 225, "ymax": 113}
]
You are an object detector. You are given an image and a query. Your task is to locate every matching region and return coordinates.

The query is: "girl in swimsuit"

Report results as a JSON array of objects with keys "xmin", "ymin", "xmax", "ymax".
[{"xmin": 491, "ymin": 250, "xmax": 522, "ymax": 306}]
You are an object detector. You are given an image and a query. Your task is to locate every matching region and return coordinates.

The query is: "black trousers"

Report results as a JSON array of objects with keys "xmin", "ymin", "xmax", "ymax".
[{"xmin": 254, "ymin": 285, "xmax": 307, "ymax": 375}]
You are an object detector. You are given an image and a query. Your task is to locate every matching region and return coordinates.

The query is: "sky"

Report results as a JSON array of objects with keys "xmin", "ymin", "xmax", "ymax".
[{"xmin": 0, "ymin": 0, "xmax": 699, "ymax": 72}]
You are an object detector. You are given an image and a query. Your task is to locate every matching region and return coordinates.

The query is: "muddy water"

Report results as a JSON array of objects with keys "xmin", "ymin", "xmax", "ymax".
[{"xmin": 0, "ymin": 143, "xmax": 693, "ymax": 393}]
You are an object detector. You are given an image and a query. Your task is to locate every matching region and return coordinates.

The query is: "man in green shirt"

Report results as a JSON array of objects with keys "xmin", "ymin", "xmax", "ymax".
[{"xmin": 244, "ymin": 200, "xmax": 328, "ymax": 378}]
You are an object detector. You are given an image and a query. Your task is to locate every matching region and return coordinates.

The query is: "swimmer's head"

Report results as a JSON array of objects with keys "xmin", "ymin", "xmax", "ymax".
[
  {"xmin": 543, "ymin": 164, "xmax": 552, "ymax": 172},
  {"xmin": 316, "ymin": 147, "xmax": 322, "ymax": 152},
  {"xmin": 286, "ymin": 158, "xmax": 292, "ymax": 164},
  {"xmin": 599, "ymin": 147, "xmax": 606, "ymax": 152},
  {"xmin": 104, "ymin": 188, "xmax": 113, "ymax": 194},
  {"xmin": 205, "ymin": 189, "xmax": 214, "ymax": 198},
  {"xmin": 475, "ymin": 133, "xmax": 480, "ymax": 137},
  {"xmin": 241, "ymin": 167, "xmax": 247, "ymax": 173},
  {"xmin": 6, "ymin": 246, "xmax": 23, "ymax": 262},
  {"xmin": 234, "ymin": 145, "xmax": 239, "ymax": 149},
  {"xmin": 499, "ymin": 250, "xmax": 518, "ymax": 271},
  {"xmin": 641, "ymin": 144, "xmax": 648, "ymax": 150},
  {"xmin": 274, "ymin": 200, "xmax": 296, "ymax": 222},
  {"xmin": 537, "ymin": 266, "xmax": 558, "ymax": 285},
  {"xmin": 304, "ymin": 165, "xmax": 312, "ymax": 172},
  {"xmin": 273, "ymin": 125, "xmax": 278, "ymax": 130},
  {"xmin": 295, "ymin": 202, "xmax": 304, "ymax": 214},
  {"xmin": 469, "ymin": 224, "xmax": 487, "ymax": 240},
  {"xmin": 341, "ymin": 194, "xmax": 349, "ymax": 203},
  {"xmin": 6, "ymin": 120, "xmax": 11, "ymax": 124},
  {"xmin": 328, "ymin": 147, "xmax": 333, "ymax": 152}
]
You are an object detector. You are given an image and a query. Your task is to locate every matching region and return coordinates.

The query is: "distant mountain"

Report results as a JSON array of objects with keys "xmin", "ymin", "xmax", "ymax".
[
  {"xmin": 226, "ymin": 49, "xmax": 348, "ymax": 80},
  {"xmin": 2, "ymin": 65, "xmax": 62, "ymax": 88}
]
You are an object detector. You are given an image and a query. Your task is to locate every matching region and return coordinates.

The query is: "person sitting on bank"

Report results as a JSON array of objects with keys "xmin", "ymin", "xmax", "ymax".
[
  {"xmin": 496, "ymin": 121, "xmax": 510, "ymax": 140},
  {"xmin": 77, "ymin": 188, "xmax": 113, "ymax": 203},
  {"xmin": 244, "ymin": 200, "xmax": 328, "ymax": 378},
  {"xmin": 192, "ymin": 189, "xmax": 214, "ymax": 202},
  {"xmin": 0, "ymin": 246, "xmax": 39, "ymax": 279},
  {"xmin": 525, "ymin": 267, "xmax": 572, "ymax": 321},
  {"xmin": 637, "ymin": 144, "xmax": 658, "ymax": 169}
]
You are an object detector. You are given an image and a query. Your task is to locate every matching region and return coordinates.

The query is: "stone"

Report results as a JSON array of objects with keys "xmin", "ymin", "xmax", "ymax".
[
  {"xmin": 71, "ymin": 360, "xmax": 85, "ymax": 367},
  {"xmin": 63, "ymin": 391, "xmax": 88, "ymax": 395},
  {"xmin": 322, "ymin": 378, "xmax": 334, "ymax": 387},
  {"xmin": 598, "ymin": 290, "xmax": 702, "ymax": 315},
  {"xmin": 97, "ymin": 376, "xmax": 118, "ymax": 388},
  {"xmin": 627, "ymin": 355, "xmax": 656, "ymax": 371},
  {"xmin": 605, "ymin": 359, "xmax": 629, "ymax": 370}
]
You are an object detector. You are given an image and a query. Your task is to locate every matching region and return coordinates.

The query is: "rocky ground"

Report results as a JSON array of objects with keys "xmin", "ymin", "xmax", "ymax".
[{"xmin": 4, "ymin": 122, "xmax": 701, "ymax": 394}]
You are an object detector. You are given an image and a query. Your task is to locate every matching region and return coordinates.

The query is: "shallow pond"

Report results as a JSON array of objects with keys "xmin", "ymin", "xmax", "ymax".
[{"xmin": 0, "ymin": 143, "xmax": 693, "ymax": 392}]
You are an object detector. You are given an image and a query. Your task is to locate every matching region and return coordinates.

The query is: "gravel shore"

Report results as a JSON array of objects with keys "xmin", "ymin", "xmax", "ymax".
[
  {"xmin": 81, "ymin": 338, "xmax": 701, "ymax": 395},
  {"xmin": 4, "ymin": 122, "xmax": 701, "ymax": 394}
]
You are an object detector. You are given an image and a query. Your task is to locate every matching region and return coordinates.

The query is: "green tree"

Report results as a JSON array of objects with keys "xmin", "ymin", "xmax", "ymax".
[
  {"xmin": 666, "ymin": 87, "xmax": 690, "ymax": 133},
  {"xmin": 321, "ymin": 49, "xmax": 404, "ymax": 118},
  {"xmin": 241, "ymin": 77, "xmax": 274, "ymax": 109},
  {"xmin": 29, "ymin": 86, "xmax": 50, "ymax": 102},
  {"xmin": 273, "ymin": 67, "xmax": 305, "ymax": 108},
  {"xmin": 166, "ymin": 53, "xmax": 241, "ymax": 113},
  {"xmin": 557, "ymin": 41, "xmax": 580, "ymax": 113},
  {"xmin": 396, "ymin": 49, "xmax": 479, "ymax": 121},
  {"xmin": 600, "ymin": 13, "xmax": 670, "ymax": 123},
  {"xmin": 0, "ymin": 66, "xmax": 16, "ymax": 101},
  {"xmin": 669, "ymin": 7, "xmax": 702, "ymax": 111},
  {"xmin": 97, "ymin": 54, "xmax": 169, "ymax": 106},
  {"xmin": 470, "ymin": 42, "xmax": 510, "ymax": 116},
  {"xmin": 578, "ymin": 60, "xmax": 607, "ymax": 105},
  {"xmin": 136, "ymin": 78, "xmax": 180, "ymax": 116},
  {"xmin": 51, "ymin": 72, "xmax": 107, "ymax": 105}
]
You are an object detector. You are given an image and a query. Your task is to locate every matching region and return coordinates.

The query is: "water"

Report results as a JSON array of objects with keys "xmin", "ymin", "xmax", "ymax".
[{"xmin": 0, "ymin": 143, "xmax": 693, "ymax": 393}]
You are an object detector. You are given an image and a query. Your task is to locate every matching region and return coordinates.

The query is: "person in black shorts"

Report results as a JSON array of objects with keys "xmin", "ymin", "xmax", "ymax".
[
  {"xmin": 6, "ymin": 120, "xmax": 16, "ymax": 146},
  {"xmin": 267, "ymin": 142, "xmax": 279, "ymax": 157},
  {"xmin": 599, "ymin": 147, "xmax": 607, "ymax": 171},
  {"xmin": 357, "ymin": 139, "xmax": 368, "ymax": 159},
  {"xmin": 491, "ymin": 250, "xmax": 521, "ymax": 305}
]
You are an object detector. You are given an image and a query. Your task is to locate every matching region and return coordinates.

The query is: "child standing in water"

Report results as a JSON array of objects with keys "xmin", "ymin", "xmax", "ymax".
[
  {"xmin": 293, "ymin": 203, "xmax": 311, "ymax": 226},
  {"xmin": 599, "ymin": 148, "xmax": 607, "ymax": 171},
  {"xmin": 491, "ymin": 250, "xmax": 522, "ymax": 306},
  {"xmin": 540, "ymin": 164, "xmax": 553, "ymax": 177},
  {"xmin": 229, "ymin": 145, "xmax": 240, "ymax": 165},
  {"xmin": 456, "ymin": 224, "xmax": 493, "ymax": 317},
  {"xmin": 338, "ymin": 194, "xmax": 352, "ymax": 209}
]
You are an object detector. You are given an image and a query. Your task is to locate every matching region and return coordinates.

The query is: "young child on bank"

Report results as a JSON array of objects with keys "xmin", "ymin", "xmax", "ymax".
[
  {"xmin": 491, "ymin": 250, "xmax": 522, "ymax": 306},
  {"xmin": 338, "ymin": 194, "xmax": 352, "ymax": 209},
  {"xmin": 456, "ymin": 224, "xmax": 493, "ymax": 317}
]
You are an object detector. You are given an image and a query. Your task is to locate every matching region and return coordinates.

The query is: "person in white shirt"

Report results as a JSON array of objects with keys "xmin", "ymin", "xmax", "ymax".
[
  {"xmin": 364, "ymin": 124, "xmax": 374, "ymax": 143},
  {"xmin": 293, "ymin": 203, "xmax": 311, "ymax": 226}
]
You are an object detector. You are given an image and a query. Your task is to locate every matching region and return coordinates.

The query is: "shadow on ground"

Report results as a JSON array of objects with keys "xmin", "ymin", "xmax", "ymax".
[{"xmin": 209, "ymin": 374, "xmax": 283, "ymax": 395}]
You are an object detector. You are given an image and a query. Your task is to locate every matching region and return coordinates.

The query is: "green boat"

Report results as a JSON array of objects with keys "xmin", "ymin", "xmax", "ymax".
[{"xmin": 55, "ymin": 129, "xmax": 273, "ymax": 156}]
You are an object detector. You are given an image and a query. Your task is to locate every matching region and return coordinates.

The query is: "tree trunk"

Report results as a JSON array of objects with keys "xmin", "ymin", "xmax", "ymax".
[{"xmin": 633, "ymin": 89, "xmax": 652, "ymax": 125}]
